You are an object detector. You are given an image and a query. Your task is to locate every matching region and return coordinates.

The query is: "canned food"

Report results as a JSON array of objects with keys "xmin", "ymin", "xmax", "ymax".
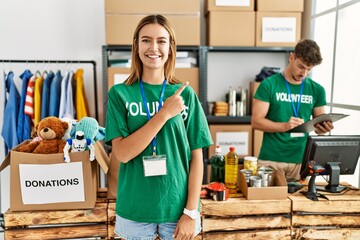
[
  {"xmin": 244, "ymin": 156, "xmax": 258, "ymax": 175},
  {"xmin": 257, "ymin": 166, "xmax": 275, "ymax": 186},
  {"xmin": 249, "ymin": 176, "xmax": 261, "ymax": 187},
  {"xmin": 240, "ymin": 169, "xmax": 253, "ymax": 186}
]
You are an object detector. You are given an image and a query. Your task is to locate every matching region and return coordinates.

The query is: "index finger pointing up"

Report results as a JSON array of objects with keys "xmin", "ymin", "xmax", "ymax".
[{"xmin": 174, "ymin": 81, "xmax": 189, "ymax": 96}]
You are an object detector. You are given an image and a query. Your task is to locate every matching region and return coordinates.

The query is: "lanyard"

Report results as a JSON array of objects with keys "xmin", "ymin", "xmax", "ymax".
[
  {"xmin": 283, "ymin": 73, "xmax": 304, "ymax": 118},
  {"xmin": 139, "ymin": 79, "xmax": 167, "ymax": 156}
]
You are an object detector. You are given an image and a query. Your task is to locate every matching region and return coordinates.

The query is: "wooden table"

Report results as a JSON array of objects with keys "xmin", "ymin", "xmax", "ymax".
[
  {"xmin": 289, "ymin": 183, "xmax": 360, "ymax": 240},
  {"xmin": 201, "ymin": 194, "xmax": 292, "ymax": 239}
]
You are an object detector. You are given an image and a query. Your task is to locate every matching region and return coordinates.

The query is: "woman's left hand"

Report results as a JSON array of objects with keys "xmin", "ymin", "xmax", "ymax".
[{"xmin": 173, "ymin": 214, "xmax": 196, "ymax": 240}]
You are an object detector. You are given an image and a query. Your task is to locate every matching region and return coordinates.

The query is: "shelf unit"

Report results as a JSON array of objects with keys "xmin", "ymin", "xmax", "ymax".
[
  {"xmin": 201, "ymin": 46, "xmax": 293, "ymax": 124},
  {"xmin": 102, "ymin": 45, "xmax": 293, "ymax": 124}
]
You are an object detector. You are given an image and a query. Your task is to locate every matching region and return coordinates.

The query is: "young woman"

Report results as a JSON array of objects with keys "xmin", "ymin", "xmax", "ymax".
[{"xmin": 105, "ymin": 15, "xmax": 212, "ymax": 240}]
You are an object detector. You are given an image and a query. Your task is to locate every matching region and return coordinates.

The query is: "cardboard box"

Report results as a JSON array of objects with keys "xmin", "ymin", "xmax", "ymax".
[
  {"xmin": 105, "ymin": 0, "xmax": 200, "ymax": 14},
  {"xmin": 239, "ymin": 169, "xmax": 287, "ymax": 200},
  {"xmin": 253, "ymin": 129, "xmax": 263, "ymax": 158},
  {"xmin": 106, "ymin": 14, "xmax": 200, "ymax": 46},
  {"xmin": 207, "ymin": 11, "xmax": 255, "ymax": 46},
  {"xmin": 107, "ymin": 67, "xmax": 199, "ymax": 96},
  {"xmin": 249, "ymin": 81, "xmax": 260, "ymax": 115},
  {"xmin": 0, "ymin": 141, "xmax": 108, "ymax": 212},
  {"xmin": 206, "ymin": 0, "xmax": 254, "ymax": 12},
  {"xmin": 256, "ymin": 0, "xmax": 304, "ymax": 12},
  {"xmin": 209, "ymin": 124, "xmax": 252, "ymax": 158},
  {"xmin": 174, "ymin": 68, "xmax": 199, "ymax": 96},
  {"xmin": 256, "ymin": 12, "xmax": 302, "ymax": 47}
]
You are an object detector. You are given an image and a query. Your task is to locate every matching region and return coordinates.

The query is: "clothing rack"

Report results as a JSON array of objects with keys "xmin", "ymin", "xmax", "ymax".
[{"xmin": 1, "ymin": 59, "xmax": 98, "ymax": 120}]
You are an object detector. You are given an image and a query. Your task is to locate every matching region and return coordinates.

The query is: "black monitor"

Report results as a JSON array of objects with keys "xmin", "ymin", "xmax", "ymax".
[{"xmin": 300, "ymin": 135, "xmax": 360, "ymax": 200}]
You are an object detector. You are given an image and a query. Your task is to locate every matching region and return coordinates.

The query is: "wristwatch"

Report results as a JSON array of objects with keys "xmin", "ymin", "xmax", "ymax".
[{"xmin": 183, "ymin": 208, "xmax": 198, "ymax": 220}]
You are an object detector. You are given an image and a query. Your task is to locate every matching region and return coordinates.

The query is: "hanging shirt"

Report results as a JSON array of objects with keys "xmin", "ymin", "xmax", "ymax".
[
  {"xmin": 41, "ymin": 71, "xmax": 55, "ymax": 119},
  {"xmin": 34, "ymin": 73, "xmax": 44, "ymax": 125},
  {"xmin": 24, "ymin": 74, "xmax": 37, "ymax": 124},
  {"xmin": 49, "ymin": 70, "xmax": 63, "ymax": 117},
  {"xmin": 17, "ymin": 69, "xmax": 33, "ymax": 142},
  {"xmin": 1, "ymin": 71, "xmax": 21, "ymax": 154},
  {"xmin": 59, "ymin": 71, "xmax": 69, "ymax": 118},
  {"xmin": 63, "ymin": 71, "xmax": 75, "ymax": 118},
  {"xmin": 74, "ymin": 68, "xmax": 90, "ymax": 120}
]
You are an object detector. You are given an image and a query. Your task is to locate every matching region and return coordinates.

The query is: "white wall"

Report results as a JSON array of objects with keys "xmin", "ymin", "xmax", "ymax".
[{"xmin": 0, "ymin": 0, "xmax": 105, "ymax": 213}]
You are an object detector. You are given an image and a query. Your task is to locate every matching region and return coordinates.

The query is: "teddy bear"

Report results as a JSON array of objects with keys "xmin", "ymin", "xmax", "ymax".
[
  {"xmin": 17, "ymin": 116, "xmax": 69, "ymax": 154},
  {"xmin": 63, "ymin": 117, "xmax": 105, "ymax": 163}
]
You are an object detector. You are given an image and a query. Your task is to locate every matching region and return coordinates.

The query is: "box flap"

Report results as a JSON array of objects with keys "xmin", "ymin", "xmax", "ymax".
[
  {"xmin": 94, "ymin": 141, "xmax": 110, "ymax": 174},
  {"xmin": 0, "ymin": 153, "xmax": 10, "ymax": 171}
]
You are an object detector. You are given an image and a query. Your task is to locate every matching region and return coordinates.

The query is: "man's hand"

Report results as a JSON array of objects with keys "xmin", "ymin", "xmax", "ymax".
[
  {"xmin": 285, "ymin": 117, "xmax": 304, "ymax": 131},
  {"xmin": 314, "ymin": 121, "xmax": 334, "ymax": 135}
]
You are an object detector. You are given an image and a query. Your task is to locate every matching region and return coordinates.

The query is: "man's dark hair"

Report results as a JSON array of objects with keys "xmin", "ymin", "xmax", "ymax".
[{"xmin": 294, "ymin": 39, "xmax": 323, "ymax": 66}]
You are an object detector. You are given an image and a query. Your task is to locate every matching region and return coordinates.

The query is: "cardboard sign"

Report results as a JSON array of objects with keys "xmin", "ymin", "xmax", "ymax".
[
  {"xmin": 262, "ymin": 17, "xmax": 296, "ymax": 43},
  {"xmin": 216, "ymin": 131, "xmax": 249, "ymax": 155},
  {"xmin": 19, "ymin": 162, "xmax": 85, "ymax": 204}
]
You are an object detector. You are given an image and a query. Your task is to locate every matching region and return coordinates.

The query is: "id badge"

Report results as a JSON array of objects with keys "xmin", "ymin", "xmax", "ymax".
[
  {"xmin": 290, "ymin": 132, "xmax": 305, "ymax": 138},
  {"xmin": 143, "ymin": 155, "xmax": 167, "ymax": 177}
]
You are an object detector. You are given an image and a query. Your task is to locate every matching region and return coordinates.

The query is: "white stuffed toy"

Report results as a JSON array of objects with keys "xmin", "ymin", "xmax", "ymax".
[
  {"xmin": 63, "ymin": 130, "xmax": 95, "ymax": 163},
  {"xmin": 63, "ymin": 117, "xmax": 105, "ymax": 163}
]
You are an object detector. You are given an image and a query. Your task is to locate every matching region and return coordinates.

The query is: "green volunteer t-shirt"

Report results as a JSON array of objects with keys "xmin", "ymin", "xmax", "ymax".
[
  {"xmin": 105, "ymin": 81, "xmax": 212, "ymax": 223},
  {"xmin": 254, "ymin": 73, "xmax": 326, "ymax": 164}
]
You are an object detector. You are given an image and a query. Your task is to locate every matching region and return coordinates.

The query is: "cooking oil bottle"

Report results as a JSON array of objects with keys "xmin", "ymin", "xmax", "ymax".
[
  {"xmin": 225, "ymin": 147, "xmax": 238, "ymax": 197},
  {"xmin": 210, "ymin": 146, "xmax": 225, "ymax": 183}
]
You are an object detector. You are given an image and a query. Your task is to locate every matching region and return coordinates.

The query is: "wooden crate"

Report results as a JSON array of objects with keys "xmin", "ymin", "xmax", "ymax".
[
  {"xmin": 289, "ymin": 183, "xmax": 360, "ymax": 240},
  {"xmin": 201, "ymin": 195, "xmax": 292, "ymax": 239},
  {"xmin": 4, "ymin": 190, "xmax": 109, "ymax": 240}
]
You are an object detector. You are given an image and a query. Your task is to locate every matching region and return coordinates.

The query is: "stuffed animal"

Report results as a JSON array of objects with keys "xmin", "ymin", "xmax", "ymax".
[
  {"xmin": 63, "ymin": 117, "xmax": 105, "ymax": 163},
  {"xmin": 17, "ymin": 117, "xmax": 68, "ymax": 154}
]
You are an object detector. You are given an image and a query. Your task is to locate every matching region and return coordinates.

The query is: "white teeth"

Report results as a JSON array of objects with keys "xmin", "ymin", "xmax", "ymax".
[{"xmin": 147, "ymin": 55, "xmax": 160, "ymax": 58}]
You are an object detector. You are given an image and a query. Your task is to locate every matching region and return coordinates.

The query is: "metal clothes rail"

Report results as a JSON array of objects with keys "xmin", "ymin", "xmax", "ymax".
[{"xmin": 1, "ymin": 59, "xmax": 98, "ymax": 119}]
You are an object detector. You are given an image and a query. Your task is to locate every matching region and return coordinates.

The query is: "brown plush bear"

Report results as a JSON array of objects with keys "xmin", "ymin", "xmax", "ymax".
[{"xmin": 17, "ymin": 117, "xmax": 69, "ymax": 154}]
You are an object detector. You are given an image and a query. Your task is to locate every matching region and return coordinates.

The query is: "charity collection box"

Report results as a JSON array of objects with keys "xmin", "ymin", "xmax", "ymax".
[
  {"xmin": 255, "ymin": 12, "xmax": 302, "ymax": 47},
  {"xmin": 105, "ymin": 0, "xmax": 201, "ymax": 46},
  {"xmin": 0, "ymin": 141, "xmax": 108, "ymax": 212},
  {"xmin": 256, "ymin": 0, "xmax": 304, "ymax": 12},
  {"xmin": 206, "ymin": 0, "xmax": 254, "ymax": 12}
]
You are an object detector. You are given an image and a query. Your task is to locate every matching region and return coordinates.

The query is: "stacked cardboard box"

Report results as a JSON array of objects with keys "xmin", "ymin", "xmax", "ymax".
[
  {"xmin": 206, "ymin": 0, "xmax": 255, "ymax": 46},
  {"xmin": 105, "ymin": 0, "xmax": 200, "ymax": 46},
  {"xmin": 255, "ymin": 0, "xmax": 304, "ymax": 47}
]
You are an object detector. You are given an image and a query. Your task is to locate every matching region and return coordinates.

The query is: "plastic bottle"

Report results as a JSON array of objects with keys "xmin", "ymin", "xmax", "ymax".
[
  {"xmin": 210, "ymin": 146, "xmax": 225, "ymax": 183},
  {"xmin": 225, "ymin": 147, "xmax": 239, "ymax": 196}
]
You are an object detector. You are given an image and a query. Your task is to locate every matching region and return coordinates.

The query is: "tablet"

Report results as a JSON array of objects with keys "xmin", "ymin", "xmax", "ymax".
[{"xmin": 288, "ymin": 113, "xmax": 349, "ymax": 133}]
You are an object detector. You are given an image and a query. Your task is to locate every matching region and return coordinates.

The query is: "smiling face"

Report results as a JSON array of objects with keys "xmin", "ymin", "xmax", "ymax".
[{"xmin": 137, "ymin": 23, "xmax": 171, "ymax": 74}]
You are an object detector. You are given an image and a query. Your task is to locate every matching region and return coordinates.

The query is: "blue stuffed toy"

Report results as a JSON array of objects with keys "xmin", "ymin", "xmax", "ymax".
[{"xmin": 63, "ymin": 117, "xmax": 106, "ymax": 163}]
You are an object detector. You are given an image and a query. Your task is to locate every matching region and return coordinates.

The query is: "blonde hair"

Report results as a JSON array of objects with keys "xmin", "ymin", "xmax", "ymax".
[{"xmin": 125, "ymin": 14, "xmax": 181, "ymax": 85}]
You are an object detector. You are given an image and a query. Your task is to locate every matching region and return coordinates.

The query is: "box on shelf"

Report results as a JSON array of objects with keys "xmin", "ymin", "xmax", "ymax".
[
  {"xmin": 0, "ymin": 141, "xmax": 109, "ymax": 212},
  {"xmin": 207, "ymin": 11, "xmax": 255, "ymax": 46},
  {"xmin": 107, "ymin": 67, "xmax": 199, "ymax": 97},
  {"xmin": 105, "ymin": 0, "xmax": 200, "ymax": 14},
  {"xmin": 106, "ymin": 14, "xmax": 200, "ymax": 46},
  {"xmin": 256, "ymin": 0, "xmax": 304, "ymax": 12},
  {"xmin": 206, "ymin": 0, "xmax": 254, "ymax": 12},
  {"xmin": 239, "ymin": 169, "xmax": 287, "ymax": 200},
  {"xmin": 256, "ymin": 12, "xmax": 302, "ymax": 47},
  {"xmin": 208, "ymin": 124, "xmax": 253, "ymax": 159}
]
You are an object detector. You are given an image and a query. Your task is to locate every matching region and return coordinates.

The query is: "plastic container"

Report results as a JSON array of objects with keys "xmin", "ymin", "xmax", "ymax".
[
  {"xmin": 209, "ymin": 146, "xmax": 225, "ymax": 183},
  {"xmin": 244, "ymin": 156, "xmax": 258, "ymax": 175},
  {"xmin": 225, "ymin": 147, "xmax": 239, "ymax": 196}
]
